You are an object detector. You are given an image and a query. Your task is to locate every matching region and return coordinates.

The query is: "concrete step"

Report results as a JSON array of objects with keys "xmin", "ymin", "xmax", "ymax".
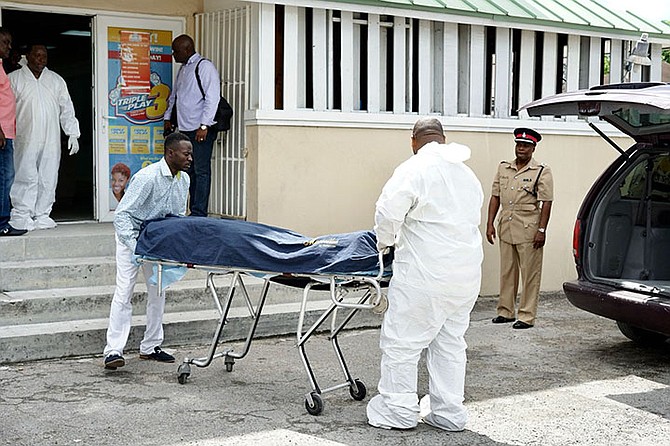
[
  {"xmin": 0, "ymin": 276, "xmax": 326, "ymax": 326},
  {"xmin": 0, "ymin": 298, "xmax": 383, "ymax": 364},
  {"xmin": 0, "ymin": 257, "xmax": 209, "ymax": 292},
  {"xmin": 0, "ymin": 222, "xmax": 115, "ymax": 262}
]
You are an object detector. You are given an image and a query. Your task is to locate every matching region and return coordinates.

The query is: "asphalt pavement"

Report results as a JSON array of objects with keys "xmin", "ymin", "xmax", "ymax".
[{"xmin": 2, "ymin": 293, "xmax": 669, "ymax": 446}]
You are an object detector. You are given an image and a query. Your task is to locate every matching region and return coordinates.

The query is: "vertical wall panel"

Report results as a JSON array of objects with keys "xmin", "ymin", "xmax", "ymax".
[
  {"xmin": 443, "ymin": 22, "xmax": 458, "ymax": 116},
  {"xmin": 312, "ymin": 9, "xmax": 327, "ymax": 111},
  {"xmin": 283, "ymin": 6, "xmax": 299, "ymax": 110},
  {"xmin": 610, "ymin": 39, "xmax": 623, "ymax": 84},
  {"xmin": 393, "ymin": 16, "xmax": 406, "ymax": 113},
  {"xmin": 566, "ymin": 34, "xmax": 581, "ymax": 91},
  {"xmin": 494, "ymin": 27, "xmax": 511, "ymax": 118},
  {"xmin": 258, "ymin": 3, "xmax": 275, "ymax": 110},
  {"xmin": 469, "ymin": 25, "xmax": 485, "ymax": 116},
  {"xmin": 297, "ymin": 8, "xmax": 306, "ymax": 107},
  {"xmin": 651, "ymin": 43, "xmax": 662, "ymax": 82},
  {"xmin": 541, "ymin": 32, "xmax": 557, "ymax": 98},
  {"xmin": 418, "ymin": 19, "xmax": 432, "ymax": 114},
  {"xmin": 457, "ymin": 24, "xmax": 470, "ymax": 114},
  {"xmin": 340, "ymin": 11, "xmax": 354, "ymax": 112},
  {"xmin": 367, "ymin": 13, "xmax": 381, "ymax": 113},
  {"xmin": 588, "ymin": 36, "xmax": 601, "ymax": 88},
  {"xmin": 517, "ymin": 30, "xmax": 535, "ymax": 112}
]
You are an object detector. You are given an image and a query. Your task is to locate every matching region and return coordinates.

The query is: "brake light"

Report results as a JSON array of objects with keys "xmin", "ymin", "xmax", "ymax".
[{"xmin": 572, "ymin": 220, "xmax": 581, "ymax": 261}]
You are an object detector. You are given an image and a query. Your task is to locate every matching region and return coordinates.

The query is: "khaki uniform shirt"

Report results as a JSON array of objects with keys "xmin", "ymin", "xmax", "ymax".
[{"xmin": 491, "ymin": 158, "xmax": 553, "ymax": 244}]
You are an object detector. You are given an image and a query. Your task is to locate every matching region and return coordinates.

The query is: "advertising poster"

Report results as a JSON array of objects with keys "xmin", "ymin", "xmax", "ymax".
[{"xmin": 107, "ymin": 28, "xmax": 173, "ymax": 210}]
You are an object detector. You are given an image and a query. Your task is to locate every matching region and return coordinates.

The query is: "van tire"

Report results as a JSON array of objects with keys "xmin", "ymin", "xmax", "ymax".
[{"xmin": 616, "ymin": 321, "xmax": 668, "ymax": 346}]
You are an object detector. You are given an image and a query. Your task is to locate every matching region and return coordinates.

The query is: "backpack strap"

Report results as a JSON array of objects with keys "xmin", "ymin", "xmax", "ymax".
[{"xmin": 194, "ymin": 58, "xmax": 207, "ymax": 99}]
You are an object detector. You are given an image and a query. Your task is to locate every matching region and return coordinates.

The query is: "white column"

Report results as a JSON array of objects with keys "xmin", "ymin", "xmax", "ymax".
[
  {"xmin": 367, "ymin": 14, "xmax": 381, "ymax": 113},
  {"xmin": 312, "ymin": 9, "xmax": 327, "ymax": 111},
  {"xmin": 541, "ymin": 32, "xmax": 557, "ymax": 98},
  {"xmin": 258, "ymin": 3, "xmax": 275, "ymax": 110},
  {"xmin": 517, "ymin": 30, "xmax": 535, "ymax": 110},
  {"xmin": 651, "ymin": 43, "xmax": 662, "ymax": 82},
  {"xmin": 340, "ymin": 11, "xmax": 354, "ymax": 112},
  {"xmin": 566, "ymin": 34, "xmax": 581, "ymax": 91},
  {"xmin": 469, "ymin": 25, "xmax": 485, "ymax": 117},
  {"xmin": 609, "ymin": 39, "xmax": 623, "ymax": 84},
  {"xmin": 297, "ymin": 8, "xmax": 306, "ymax": 108},
  {"xmin": 283, "ymin": 6, "xmax": 298, "ymax": 111},
  {"xmin": 418, "ymin": 19, "xmax": 432, "ymax": 114},
  {"xmin": 393, "ymin": 16, "xmax": 407, "ymax": 113},
  {"xmin": 494, "ymin": 27, "xmax": 511, "ymax": 118},
  {"xmin": 588, "ymin": 37, "xmax": 602, "ymax": 88},
  {"xmin": 443, "ymin": 22, "xmax": 458, "ymax": 116}
]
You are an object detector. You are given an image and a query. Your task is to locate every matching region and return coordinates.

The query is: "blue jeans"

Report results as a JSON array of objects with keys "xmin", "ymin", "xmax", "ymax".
[
  {"xmin": 183, "ymin": 130, "xmax": 216, "ymax": 217},
  {"xmin": 0, "ymin": 138, "xmax": 14, "ymax": 229}
]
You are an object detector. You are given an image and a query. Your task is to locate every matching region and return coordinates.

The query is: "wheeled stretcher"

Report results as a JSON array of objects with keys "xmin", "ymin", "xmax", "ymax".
[{"xmin": 135, "ymin": 216, "xmax": 392, "ymax": 415}]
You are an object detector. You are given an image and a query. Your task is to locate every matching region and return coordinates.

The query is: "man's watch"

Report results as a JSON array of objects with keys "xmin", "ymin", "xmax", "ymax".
[
  {"xmin": 537, "ymin": 228, "xmax": 546, "ymax": 233},
  {"xmin": 199, "ymin": 124, "xmax": 208, "ymax": 130}
]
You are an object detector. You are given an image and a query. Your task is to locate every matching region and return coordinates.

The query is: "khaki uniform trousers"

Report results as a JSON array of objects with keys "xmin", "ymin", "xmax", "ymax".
[{"xmin": 497, "ymin": 240, "xmax": 543, "ymax": 325}]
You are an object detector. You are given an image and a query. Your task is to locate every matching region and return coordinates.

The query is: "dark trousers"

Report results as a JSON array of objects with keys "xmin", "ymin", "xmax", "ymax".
[
  {"xmin": 182, "ymin": 130, "xmax": 217, "ymax": 217},
  {"xmin": 0, "ymin": 139, "xmax": 14, "ymax": 229}
]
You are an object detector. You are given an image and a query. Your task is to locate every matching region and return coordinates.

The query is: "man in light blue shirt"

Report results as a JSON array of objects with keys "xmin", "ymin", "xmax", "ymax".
[
  {"xmin": 164, "ymin": 34, "xmax": 220, "ymax": 217},
  {"xmin": 103, "ymin": 132, "xmax": 193, "ymax": 370}
]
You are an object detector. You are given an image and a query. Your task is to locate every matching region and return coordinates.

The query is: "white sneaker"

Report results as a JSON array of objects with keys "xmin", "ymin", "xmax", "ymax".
[{"xmin": 34, "ymin": 216, "xmax": 57, "ymax": 230}]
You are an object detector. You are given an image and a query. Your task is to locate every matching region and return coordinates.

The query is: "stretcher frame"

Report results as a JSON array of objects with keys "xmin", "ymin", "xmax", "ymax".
[{"xmin": 142, "ymin": 253, "xmax": 388, "ymax": 415}]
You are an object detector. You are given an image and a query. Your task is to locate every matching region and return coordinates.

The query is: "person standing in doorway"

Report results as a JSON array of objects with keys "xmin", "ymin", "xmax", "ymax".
[
  {"xmin": 0, "ymin": 27, "xmax": 26, "ymax": 237},
  {"xmin": 164, "ymin": 34, "xmax": 220, "ymax": 217},
  {"xmin": 486, "ymin": 128, "xmax": 553, "ymax": 329},
  {"xmin": 103, "ymin": 132, "xmax": 192, "ymax": 370},
  {"xmin": 9, "ymin": 43, "xmax": 80, "ymax": 231},
  {"xmin": 367, "ymin": 118, "xmax": 484, "ymax": 431}
]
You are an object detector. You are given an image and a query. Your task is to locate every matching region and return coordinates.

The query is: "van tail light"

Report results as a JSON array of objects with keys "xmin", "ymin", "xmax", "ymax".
[{"xmin": 572, "ymin": 220, "xmax": 581, "ymax": 261}]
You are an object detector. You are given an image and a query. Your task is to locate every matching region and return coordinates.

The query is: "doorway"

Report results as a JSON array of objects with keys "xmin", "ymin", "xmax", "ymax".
[{"xmin": 2, "ymin": 9, "xmax": 94, "ymax": 222}]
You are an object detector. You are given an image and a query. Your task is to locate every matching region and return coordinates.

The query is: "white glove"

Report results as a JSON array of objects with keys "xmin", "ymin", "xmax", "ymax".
[{"xmin": 68, "ymin": 136, "xmax": 79, "ymax": 156}]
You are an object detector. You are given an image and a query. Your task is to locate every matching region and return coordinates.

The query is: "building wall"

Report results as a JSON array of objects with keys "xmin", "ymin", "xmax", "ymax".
[
  {"xmin": 247, "ymin": 123, "xmax": 628, "ymax": 296},
  {"xmin": 4, "ymin": 0, "xmax": 201, "ymax": 33}
]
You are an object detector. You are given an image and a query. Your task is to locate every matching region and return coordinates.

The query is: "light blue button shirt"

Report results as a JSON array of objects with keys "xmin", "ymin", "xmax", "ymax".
[
  {"xmin": 164, "ymin": 52, "xmax": 220, "ymax": 132},
  {"xmin": 114, "ymin": 157, "xmax": 190, "ymax": 253}
]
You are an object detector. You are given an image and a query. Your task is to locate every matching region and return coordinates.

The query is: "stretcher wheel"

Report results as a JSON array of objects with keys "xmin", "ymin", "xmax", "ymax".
[
  {"xmin": 224, "ymin": 355, "xmax": 235, "ymax": 372},
  {"xmin": 305, "ymin": 392, "xmax": 324, "ymax": 416},
  {"xmin": 349, "ymin": 379, "xmax": 367, "ymax": 401},
  {"xmin": 177, "ymin": 363, "xmax": 191, "ymax": 384}
]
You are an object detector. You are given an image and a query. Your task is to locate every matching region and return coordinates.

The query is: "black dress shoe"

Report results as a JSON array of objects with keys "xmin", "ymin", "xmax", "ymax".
[
  {"xmin": 512, "ymin": 321, "xmax": 534, "ymax": 329},
  {"xmin": 492, "ymin": 315, "xmax": 516, "ymax": 324},
  {"xmin": 0, "ymin": 225, "xmax": 28, "ymax": 236}
]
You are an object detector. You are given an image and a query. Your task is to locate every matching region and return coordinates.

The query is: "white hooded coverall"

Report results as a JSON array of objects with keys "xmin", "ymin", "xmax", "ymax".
[
  {"xmin": 367, "ymin": 141, "xmax": 483, "ymax": 431},
  {"xmin": 9, "ymin": 65, "xmax": 80, "ymax": 225}
]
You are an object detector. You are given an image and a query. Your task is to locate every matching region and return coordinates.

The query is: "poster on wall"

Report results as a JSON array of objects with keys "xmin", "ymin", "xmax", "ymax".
[{"xmin": 107, "ymin": 28, "xmax": 173, "ymax": 210}]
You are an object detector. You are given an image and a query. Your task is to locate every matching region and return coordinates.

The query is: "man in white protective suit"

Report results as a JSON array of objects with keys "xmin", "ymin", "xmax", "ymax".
[
  {"xmin": 9, "ymin": 43, "xmax": 80, "ymax": 230},
  {"xmin": 367, "ymin": 117, "xmax": 483, "ymax": 431}
]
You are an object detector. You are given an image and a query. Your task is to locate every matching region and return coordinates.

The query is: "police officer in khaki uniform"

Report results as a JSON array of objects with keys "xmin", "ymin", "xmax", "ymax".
[{"xmin": 486, "ymin": 128, "xmax": 553, "ymax": 329}]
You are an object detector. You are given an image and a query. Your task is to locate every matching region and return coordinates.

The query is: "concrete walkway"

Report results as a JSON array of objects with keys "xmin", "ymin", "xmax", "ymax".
[{"xmin": 2, "ymin": 294, "xmax": 669, "ymax": 446}]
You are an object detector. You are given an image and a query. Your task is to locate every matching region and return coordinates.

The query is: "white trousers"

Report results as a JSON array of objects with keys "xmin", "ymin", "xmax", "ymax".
[
  {"xmin": 367, "ymin": 280, "xmax": 476, "ymax": 431},
  {"xmin": 10, "ymin": 141, "xmax": 61, "ymax": 222},
  {"xmin": 103, "ymin": 235, "xmax": 166, "ymax": 357}
]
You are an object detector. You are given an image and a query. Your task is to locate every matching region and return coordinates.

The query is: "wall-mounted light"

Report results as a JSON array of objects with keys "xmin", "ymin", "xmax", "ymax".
[{"xmin": 627, "ymin": 33, "xmax": 652, "ymax": 66}]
